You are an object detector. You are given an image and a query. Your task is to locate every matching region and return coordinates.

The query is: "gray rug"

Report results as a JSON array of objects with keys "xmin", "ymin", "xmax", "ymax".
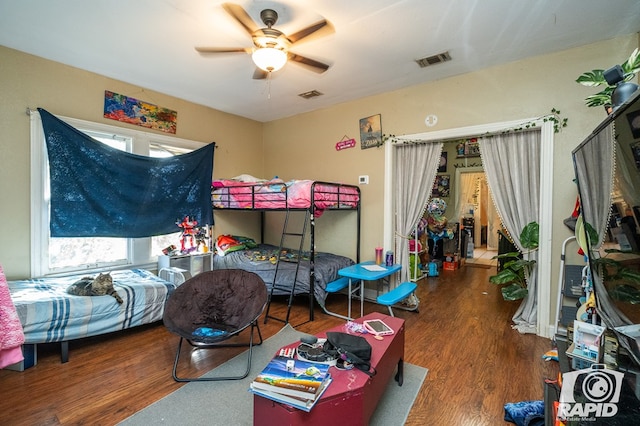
[{"xmin": 119, "ymin": 324, "xmax": 427, "ymax": 426}]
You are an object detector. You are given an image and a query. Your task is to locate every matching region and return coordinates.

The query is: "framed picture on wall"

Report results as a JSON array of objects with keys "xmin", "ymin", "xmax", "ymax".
[
  {"xmin": 359, "ymin": 114, "xmax": 382, "ymax": 149},
  {"xmin": 438, "ymin": 152, "xmax": 448, "ymax": 172},
  {"xmin": 432, "ymin": 175, "xmax": 450, "ymax": 197}
]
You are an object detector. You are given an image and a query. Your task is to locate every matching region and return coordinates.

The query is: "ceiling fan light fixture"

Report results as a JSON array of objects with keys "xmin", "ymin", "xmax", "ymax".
[{"xmin": 252, "ymin": 47, "xmax": 287, "ymax": 72}]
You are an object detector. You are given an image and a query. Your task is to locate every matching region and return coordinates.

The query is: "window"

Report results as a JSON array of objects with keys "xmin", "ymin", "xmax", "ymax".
[{"xmin": 30, "ymin": 111, "xmax": 206, "ymax": 277}]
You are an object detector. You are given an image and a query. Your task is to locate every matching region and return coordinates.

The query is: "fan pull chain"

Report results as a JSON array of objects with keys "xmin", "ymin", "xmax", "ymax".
[{"xmin": 267, "ymin": 72, "xmax": 272, "ymax": 100}]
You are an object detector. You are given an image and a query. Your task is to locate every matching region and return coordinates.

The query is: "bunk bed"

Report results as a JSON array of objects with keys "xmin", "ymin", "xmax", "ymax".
[{"xmin": 211, "ymin": 177, "xmax": 361, "ymax": 323}]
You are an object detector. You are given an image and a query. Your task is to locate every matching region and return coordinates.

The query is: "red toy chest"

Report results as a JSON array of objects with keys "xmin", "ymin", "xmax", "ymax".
[{"xmin": 253, "ymin": 312, "xmax": 405, "ymax": 426}]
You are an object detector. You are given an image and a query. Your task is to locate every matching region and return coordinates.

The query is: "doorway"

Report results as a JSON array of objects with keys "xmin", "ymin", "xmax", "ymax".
[
  {"xmin": 455, "ymin": 166, "xmax": 499, "ymax": 266},
  {"xmin": 383, "ymin": 117, "xmax": 555, "ymax": 337}
]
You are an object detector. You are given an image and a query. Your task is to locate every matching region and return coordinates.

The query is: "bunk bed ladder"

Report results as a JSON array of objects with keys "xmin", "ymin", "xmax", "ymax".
[{"xmin": 264, "ymin": 209, "xmax": 310, "ymax": 324}]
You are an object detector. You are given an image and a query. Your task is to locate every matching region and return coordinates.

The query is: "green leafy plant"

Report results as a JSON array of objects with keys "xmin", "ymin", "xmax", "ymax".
[
  {"xmin": 511, "ymin": 108, "xmax": 568, "ymax": 134},
  {"xmin": 591, "ymin": 253, "xmax": 640, "ymax": 304},
  {"xmin": 544, "ymin": 108, "xmax": 568, "ymax": 133},
  {"xmin": 576, "ymin": 48, "xmax": 640, "ymax": 108},
  {"xmin": 489, "ymin": 222, "xmax": 539, "ymax": 301}
]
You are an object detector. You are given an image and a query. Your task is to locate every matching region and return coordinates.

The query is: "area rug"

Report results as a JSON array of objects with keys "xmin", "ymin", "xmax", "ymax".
[{"xmin": 119, "ymin": 324, "xmax": 427, "ymax": 426}]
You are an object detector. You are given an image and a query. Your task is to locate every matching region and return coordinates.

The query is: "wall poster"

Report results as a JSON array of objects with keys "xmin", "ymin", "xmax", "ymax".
[
  {"xmin": 103, "ymin": 90, "xmax": 178, "ymax": 134},
  {"xmin": 432, "ymin": 175, "xmax": 451, "ymax": 197},
  {"xmin": 359, "ymin": 114, "xmax": 382, "ymax": 149}
]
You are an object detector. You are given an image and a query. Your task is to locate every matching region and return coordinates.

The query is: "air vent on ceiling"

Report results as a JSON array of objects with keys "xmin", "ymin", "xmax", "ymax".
[
  {"xmin": 298, "ymin": 90, "xmax": 323, "ymax": 99},
  {"xmin": 415, "ymin": 51, "xmax": 451, "ymax": 68}
]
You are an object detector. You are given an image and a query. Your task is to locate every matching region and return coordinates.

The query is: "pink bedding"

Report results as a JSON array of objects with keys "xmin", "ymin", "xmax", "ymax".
[{"xmin": 211, "ymin": 179, "xmax": 359, "ymax": 215}]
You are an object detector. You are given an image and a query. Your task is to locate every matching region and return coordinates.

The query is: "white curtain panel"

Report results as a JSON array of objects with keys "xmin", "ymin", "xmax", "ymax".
[
  {"xmin": 480, "ymin": 129, "xmax": 541, "ymax": 334},
  {"xmin": 394, "ymin": 141, "xmax": 444, "ymax": 283},
  {"xmin": 455, "ymin": 172, "xmax": 479, "ymax": 222}
]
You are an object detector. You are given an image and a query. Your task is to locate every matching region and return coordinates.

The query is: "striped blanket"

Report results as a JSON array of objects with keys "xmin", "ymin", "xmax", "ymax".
[{"xmin": 8, "ymin": 269, "xmax": 175, "ymax": 344}]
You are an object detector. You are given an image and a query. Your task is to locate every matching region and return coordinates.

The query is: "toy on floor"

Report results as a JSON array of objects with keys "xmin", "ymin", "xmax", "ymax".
[{"xmin": 542, "ymin": 349, "xmax": 558, "ymax": 362}]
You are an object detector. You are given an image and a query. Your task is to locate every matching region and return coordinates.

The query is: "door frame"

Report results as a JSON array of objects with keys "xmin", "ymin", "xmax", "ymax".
[{"xmin": 383, "ymin": 117, "xmax": 554, "ymax": 337}]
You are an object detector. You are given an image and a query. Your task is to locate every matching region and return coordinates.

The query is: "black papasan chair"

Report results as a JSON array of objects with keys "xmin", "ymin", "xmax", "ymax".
[{"xmin": 163, "ymin": 269, "xmax": 267, "ymax": 382}]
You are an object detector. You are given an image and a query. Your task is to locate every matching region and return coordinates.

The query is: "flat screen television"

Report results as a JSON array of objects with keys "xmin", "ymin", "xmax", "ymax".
[{"xmin": 572, "ymin": 88, "xmax": 640, "ymax": 371}]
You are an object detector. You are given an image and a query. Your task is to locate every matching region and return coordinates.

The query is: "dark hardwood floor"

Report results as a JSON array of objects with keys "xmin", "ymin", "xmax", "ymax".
[{"xmin": 0, "ymin": 264, "xmax": 558, "ymax": 425}]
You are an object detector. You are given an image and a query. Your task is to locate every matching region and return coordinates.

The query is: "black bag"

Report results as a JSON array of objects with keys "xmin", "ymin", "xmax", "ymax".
[{"xmin": 324, "ymin": 332, "xmax": 377, "ymax": 376}]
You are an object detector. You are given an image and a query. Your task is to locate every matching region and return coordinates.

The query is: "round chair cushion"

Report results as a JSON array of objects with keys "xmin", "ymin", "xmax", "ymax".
[{"xmin": 163, "ymin": 269, "xmax": 267, "ymax": 343}]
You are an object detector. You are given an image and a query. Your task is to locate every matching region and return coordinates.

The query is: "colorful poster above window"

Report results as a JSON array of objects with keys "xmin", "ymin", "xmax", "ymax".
[
  {"xmin": 103, "ymin": 90, "xmax": 177, "ymax": 134},
  {"xmin": 359, "ymin": 114, "xmax": 382, "ymax": 149}
]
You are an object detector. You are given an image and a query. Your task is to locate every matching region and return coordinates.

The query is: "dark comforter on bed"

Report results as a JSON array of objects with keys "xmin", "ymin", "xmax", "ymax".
[{"xmin": 212, "ymin": 244, "xmax": 354, "ymax": 307}]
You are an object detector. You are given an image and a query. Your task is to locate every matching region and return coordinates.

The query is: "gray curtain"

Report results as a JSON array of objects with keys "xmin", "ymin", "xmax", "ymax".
[
  {"xmin": 480, "ymin": 129, "xmax": 541, "ymax": 334},
  {"xmin": 573, "ymin": 124, "xmax": 614, "ymax": 249},
  {"xmin": 614, "ymin": 125, "xmax": 640, "ymax": 208},
  {"xmin": 574, "ymin": 122, "xmax": 640, "ymax": 366},
  {"xmin": 394, "ymin": 141, "xmax": 444, "ymax": 283}
]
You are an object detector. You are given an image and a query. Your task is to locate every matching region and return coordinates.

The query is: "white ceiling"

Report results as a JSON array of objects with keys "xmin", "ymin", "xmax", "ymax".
[{"xmin": 1, "ymin": 1, "xmax": 639, "ymax": 122}]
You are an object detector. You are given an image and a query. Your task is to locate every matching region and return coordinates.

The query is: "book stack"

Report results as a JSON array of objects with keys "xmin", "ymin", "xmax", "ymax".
[{"xmin": 249, "ymin": 355, "xmax": 332, "ymax": 412}]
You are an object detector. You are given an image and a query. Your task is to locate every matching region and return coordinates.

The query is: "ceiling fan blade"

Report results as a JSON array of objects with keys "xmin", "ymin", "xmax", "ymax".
[
  {"xmin": 288, "ymin": 53, "xmax": 330, "ymax": 73},
  {"xmin": 222, "ymin": 3, "xmax": 259, "ymax": 36},
  {"xmin": 287, "ymin": 20, "xmax": 334, "ymax": 45},
  {"xmin": 195, "ymin": 47, "xmax": 252, "ymax": 54},
  {"xmin": 252, "ymin": 68, "xmax": 269, "ymax": 80}
]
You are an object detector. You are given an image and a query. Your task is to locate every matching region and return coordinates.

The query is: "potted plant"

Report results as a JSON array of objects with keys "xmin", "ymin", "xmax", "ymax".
[
  {"xmin": 489, "ymin": 222, "xmax": 539, "ymax": 300},
  {"xmin": 576, "ymin": 48, "xmax": 640, "ymax": 110}
]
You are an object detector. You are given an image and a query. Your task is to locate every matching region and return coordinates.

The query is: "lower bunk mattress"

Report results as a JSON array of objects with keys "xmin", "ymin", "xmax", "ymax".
[
  {"xmin": 8, "ymin": 269, "xmax": 175, "ymax": 344},
  {"xmin": 212, "ymin": 244, "xmax": 354, "ymax": 307}
]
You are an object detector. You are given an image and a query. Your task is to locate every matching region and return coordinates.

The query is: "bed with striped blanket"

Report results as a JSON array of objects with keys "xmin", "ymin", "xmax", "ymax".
[{"xmin": 7, "ymin": 269, "xmax": 175, "ymax": 366}]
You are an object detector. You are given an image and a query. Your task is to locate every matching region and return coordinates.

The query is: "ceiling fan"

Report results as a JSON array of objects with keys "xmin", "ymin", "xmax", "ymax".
[{"xmin": 195, "ymin": 3, "xmax": 333, "ymax": 79}]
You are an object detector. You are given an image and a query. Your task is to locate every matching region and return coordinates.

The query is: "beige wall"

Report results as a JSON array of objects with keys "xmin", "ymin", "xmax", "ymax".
[
  {"xmin": 2, "ymin": 34, "xmax": 639, "ymax": 331},
  {"xmin": 0, "ymin": 45, "xmax": 263, "ymax": 279},
  {"xmin": 263, "ymin": 34, "xmax": 639, "ymax": 332}
]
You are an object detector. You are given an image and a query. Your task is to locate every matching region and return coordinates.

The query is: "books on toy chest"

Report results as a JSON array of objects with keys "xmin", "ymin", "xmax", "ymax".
[{"xmin": 249, "ymin": 355, "xmax": 332, "ymax": 412}]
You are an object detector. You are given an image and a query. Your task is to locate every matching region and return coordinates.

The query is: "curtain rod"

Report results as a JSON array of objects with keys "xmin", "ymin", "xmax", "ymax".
[
  {"xmin": 391, "ymin": 113, "xmax": 554, "ymax": 146},
  {"xmin": 26, "ymin": 107, "xmax": 218, "ymax": 148},
  {"xmin": 392, "ymin": 124, "xmax": 542, "ymax": 146}
]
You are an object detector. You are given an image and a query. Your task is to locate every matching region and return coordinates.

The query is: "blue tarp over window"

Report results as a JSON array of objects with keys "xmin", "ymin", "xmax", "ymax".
[{"xmin": 39, "ymin": 108, "xmax": 214, "ymax": 238}]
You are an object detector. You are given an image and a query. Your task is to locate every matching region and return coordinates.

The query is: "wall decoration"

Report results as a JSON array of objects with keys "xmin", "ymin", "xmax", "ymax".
[
  {"xmin": 336, "ymin": 135, "xmax": 356, "ymax": 151},
  {"xmin": 432, "ymin": 175, "xmax": 450, "ymax": 197},
  {"xmin": 103, "ymin": 90, "xmax": 177, "ymax": 134},
  {"xmin": 438, "ymin": 152, "xmax": 448, "ymax": 172},
  {"xmin": 359, "ymin": 114, "xmax": 382, "ymax": 149}
]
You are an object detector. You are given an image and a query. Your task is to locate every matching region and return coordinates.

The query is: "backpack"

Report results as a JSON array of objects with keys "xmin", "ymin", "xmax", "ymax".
[{"xmin": 323, "ymin": 332, "xmax": 377, "ymax": 377}]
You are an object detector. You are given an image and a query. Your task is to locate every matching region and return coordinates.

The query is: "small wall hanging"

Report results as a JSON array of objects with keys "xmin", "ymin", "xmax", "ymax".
[
  {"xmin": 359, "ymin": 114, "xmax": 382, "ymax": 149},
  {"xmin": 104, "ymin": 90, "xmax": 177, "ymax": 134},
  {"xmin": 336, "ymin": 135, "xmax": 356, "ymax": 151}
]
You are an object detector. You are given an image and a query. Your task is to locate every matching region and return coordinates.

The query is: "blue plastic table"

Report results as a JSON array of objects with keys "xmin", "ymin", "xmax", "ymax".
[{"xmin": 338, "ymin": 261, "xmax": 402, "ymax": 318}]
